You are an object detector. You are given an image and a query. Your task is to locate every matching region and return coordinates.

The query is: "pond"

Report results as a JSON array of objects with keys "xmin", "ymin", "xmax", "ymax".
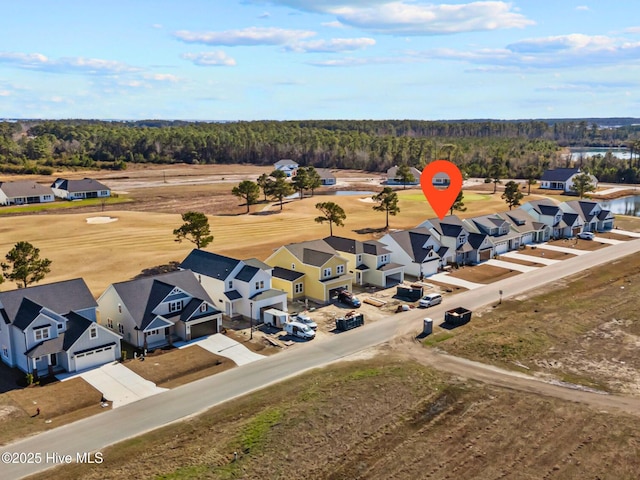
[
  {"xmin": 569, "ymin": 147, "xmax": 631, "ymax": 160},
  {"xmin": 287, "ymin": 190, "xmax": 375, "ymax": 199},
  {"xmin": 599, "ymin": 195, "xmax": 640, "ymax": 217}
]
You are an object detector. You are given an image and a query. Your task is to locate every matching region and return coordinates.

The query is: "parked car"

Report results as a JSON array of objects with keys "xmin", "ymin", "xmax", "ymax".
[
  {"xmin": 338, "ymin": 290, "xmax": 361, "ymax": 308},
  {"xmin": 577, "ymin": 231, "xmax": 595, "ymax": 240},
  {"xmin": 295, "ymin": 313, "xmax": 318, "ymax": 330},
  {"xmin": 284, "ymin": 321, "xmax": 316, "ymax": 340},
  {"xmin": 419, "ymin": 293, "xmax": 443, "ymax": 308}
]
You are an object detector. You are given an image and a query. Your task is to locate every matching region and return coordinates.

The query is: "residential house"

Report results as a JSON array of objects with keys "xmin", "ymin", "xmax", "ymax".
[
  {"xmin": 463, "ymin": 214, "xmax": 519, "ymax": 255},
  {"xmin": 97, "ymin": 270, "xmax": 222, "ymax": 349},
  {"xmin": 540, "ymin": 168, "xmax": 598, "ymax": 193},
  {"xmin": 266, "ymin": 240, "xmax": 352, "ymax": 304},
  {"xmin": 378, "ymin": 228, "xmax": 443, "ymax": 278},
  {"xmin": 0, "ymin": 279, "xmax": 121, "ymax": 375},
  {"xmin": 522, "ymin": 199, "xmax": 570, "ymax": 239},
  {"xmin": 0, "ymin": 181, "xmax": 54, "ymax": 206},
  {"xmin": 432, "ymin": 172, "xmax": 450, "ymax": 186},
  {"xmin": 274, "ymin": 159, "xmax": 299, "ymax": 177},
  {"xmin": 180, "ymin": 249, "xmax": 287, "ymax": 321},
  {"xmin": 419, "ymin": 215, "xmax": 488, "ymax": 265},
  {"xmin": 499, "ymin": 208, "xmax": 551, "ymax": 244},
  {"xmin": 561, "ymin": 200, "xmax": 614, "ymax": 232},
  {"xmin": 51, "ymin": 178, "xmax": 111, "ymax": 200},
  {"xmin": 386, "ymin": 166, "xmax": 421, "ymax": 186},
  {"xmin": 317, "ymin": 168, "xmax": 337, "ymax": 186},
  {"xmin": 323, "ymin": 236, "xmax": 404, "ymax": 287}
]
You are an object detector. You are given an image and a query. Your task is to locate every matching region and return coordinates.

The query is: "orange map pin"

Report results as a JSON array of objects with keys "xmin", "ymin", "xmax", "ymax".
[{"xmin": 420, "ymin": 160, "xmax": 463, "ymax": 220}]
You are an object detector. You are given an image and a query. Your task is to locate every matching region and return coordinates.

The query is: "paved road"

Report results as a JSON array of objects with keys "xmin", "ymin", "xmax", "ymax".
[{"xmin": 4, "ymin": 238, "xmax": 640, "ymax": 478}]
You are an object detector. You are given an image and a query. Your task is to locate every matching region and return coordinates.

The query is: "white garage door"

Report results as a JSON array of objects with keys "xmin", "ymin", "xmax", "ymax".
[
  {"xmin": 495, "ymin": 242, "xmax": 509, "ymax": 254},
  {"xmin": 74, "ymin": 345, "xmax": 116, "ymax": 372},
  {"xmin": 521, "ymin": 233, "xmax": 533, "ymax": 245}
]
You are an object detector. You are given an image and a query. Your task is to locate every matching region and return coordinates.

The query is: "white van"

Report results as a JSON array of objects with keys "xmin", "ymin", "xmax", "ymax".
[
  {"xmin": 284, "ymin": 321, "xmax": 316, "ymax": 340},
  {"xmin": 419, "ymin": 293, "xmax": 442, "ymax": 308}
]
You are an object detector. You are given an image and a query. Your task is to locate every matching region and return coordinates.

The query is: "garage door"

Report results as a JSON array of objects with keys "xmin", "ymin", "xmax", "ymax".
[
  {"xmin": 495, "ymin": 242, "xmax": 508, "ymax": 254},
  {"xmin": 329, "ymin": 286, "xmax": 348, "ymax": 299},
  {"xmin": 75, "ymin": 345, "xmax": 116, "ymax": 371},
  {"xmin": 190, "ymin": 320, "xmax": 218, "ymax": 339},
  {"xmin": 479, "ymin": 249, "xmax": 492, "ymax": 261}
]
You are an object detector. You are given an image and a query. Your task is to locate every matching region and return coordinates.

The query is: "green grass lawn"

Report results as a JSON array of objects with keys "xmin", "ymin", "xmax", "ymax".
[{"xmin": 0, "ymin": 196, "xmax": 131, "ymax": 215}]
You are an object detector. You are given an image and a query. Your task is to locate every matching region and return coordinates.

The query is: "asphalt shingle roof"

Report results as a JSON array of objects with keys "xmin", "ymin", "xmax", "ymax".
[
  {"xmin": 540, "ymin": 168, "xmax": 580, "ymax": 182},
  {"xmin": 385, "ymin": 228, "xmax": 435, "ymax": 263},
  {"xmin": 235, "ymin": 265, "xmax": 259, "ymax": 282},
  {"xmin": 53, "ymin": 178, "xmax": 110, "ymax": 193},
  {"xmin": 0, "ymin": 180, "xmax": 53, "ymax": 198},
  {"xmin": 284, "ymin": 240, "xmax": 339, "ymax": 267},
  {"xmin": 180, "ymin": 249, "xmax": 240, "ymax": 281},
  {"xmin": 272, "ymin": 266, "xmax": 305, "ymax": 282}
]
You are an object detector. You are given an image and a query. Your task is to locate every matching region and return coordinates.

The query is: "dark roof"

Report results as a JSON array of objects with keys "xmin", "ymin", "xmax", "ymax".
[
  {"xmin": 272, "ymin": 266, "xmax": 305, "ymax": 282},
  {"xmin": 11, "ymin": 298, "xmax": 45, "ymax": 331},
  {"xmin": 180, "ymin": 249, "xmax": 240, "ymax": 281},
  {"xmin": 363, "ymin": 240, "xmax": 390, "ymax": 255},
  {"xmin": 386, "ymin": 228, "xmax": 434, "ymax": 263},
  {"xmin": 26, "ymin": 336, "xmax": 64, "ymax": 358},
  {"xmin": 0, "ymin": 180, "xmax": 53, "ymax": 198},
  {"xmin": 563, "ymin": 200, "xmax": 600, "ymax": 221},
  {"xmin": 224, "ymin": 290, "xmax": 242, "ymax": 301},
  {"xmin": 111, "ymin": 270, "xmax": 214, "ymax": 330},
  {"xmin": 0, "ymin": 279, "xmax": 96, "ymax": 326},
  {"xmin": 538, "ymin": 204, "xmax": 560, "ymax": 216},
  {"xmin": 62, "ymin": 311, "xmax": 100, "ymax": 350},
  {"xmin": 274, "ymin": 159, "xmax": 298, "ymax": 167},
  {"xmin": 540, "ymin": 168, "xmax": 580, "ymax": 182},
  {"xmin": 598, "ymin": 210, "xmax": 613, "ymax": 220},
  {"xmin": 428, "ymin": 215, "xmax": 466, "ymax": 238},
  {"xmin": 235, "ymin": 265, "xmax": 259, "ymax": 282},
  {"xmin": 467, "ymin": 233, "xmax": 488, "ymax": 249},
  {"xmin": 355, "ymin": 264, "xmax": 370, "ymax": 270},
  {"xmin": 285, "ymin": 240, "xmax": 338, "ymax": 267},
  {"xmin": 562, "ymin": 212, "xmax": 579, "ymax": 226},
  {"xmin": 323, "ymin": 236, "xmax": 360, "ymax": 254},
  {"xmin": 53, "ymin": 178, "xmax": 110, "ymax": 193},
  {"xmin": 316, "ymin": 168, "xmax": 336, "ymax": 180}
]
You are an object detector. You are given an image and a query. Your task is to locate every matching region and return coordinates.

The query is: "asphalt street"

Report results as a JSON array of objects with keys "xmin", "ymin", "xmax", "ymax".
[{"xmin": 3, "ymin": 238, "xmax": 640, "ymax": 479}]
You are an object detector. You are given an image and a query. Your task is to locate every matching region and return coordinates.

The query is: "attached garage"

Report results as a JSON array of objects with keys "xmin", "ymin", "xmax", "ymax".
[
  {"xmin": 520, "ymin": 233, "xmax": 533, "ymax": 245},
  {"xmin": 494, "ymin": 242, "xmax": 509, "ymax": 254},
  {"xmin": 479, "ymin": 249, "xmax": 492, "ymax": 261},
  {"xmin": 74, "ymin": 343, "xmax": 117, "ymax": 372},
  {"xmin": 189, "ymin": 320, "xmax": 218, "ymax": 339},
  {"xmin": 329, "ymin": 285, "xmax": 349, "ymax": 299}
]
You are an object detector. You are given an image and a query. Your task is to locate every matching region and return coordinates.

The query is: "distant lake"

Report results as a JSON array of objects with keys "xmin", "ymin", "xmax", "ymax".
[
  {"xmin": 569, "ymin": 147, "xmax": 631, "ymax": 160},
  {"xmin": 287, "ymin": 190, "xmax": 375, "ymax": 199},
  {"xmin": 600, "ymin": 195, "xmax": 640, "ymax": 216}
]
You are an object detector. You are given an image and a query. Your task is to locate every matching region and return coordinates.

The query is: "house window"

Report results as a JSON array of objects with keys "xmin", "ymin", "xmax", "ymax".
[
  {"xmin": 357, "ymin": 254, "xmax": 362, "ymax": 263},
  {"xmin": 118, "ymin": 304, "xmax": 122, "ymax": 313},
  {"xmin": 57, "ymin": 323, "xmax": 63, "ymax": 330},
  {"xmin": 380, "ymin": 254, "xmax": 389, "ymax": 264},
  {"xmin": 336, "ymin": 265, "xmax": 345, "ymax": 275},
  {"xmin": 90, "ymin": 327, "xmax": 97, "ymax": 339},
  {"xmin": 2, "ymin": 346, "xmax": 7, "ymax": 358},
  {"xmin": 323, "ymin": 267, "xmax": 332, "ymax": 278},
  {"xmin": 107, "ymin": 318, "xmax": 113, "ymax": 329},
  {"xmin": 200, "ymin": 303, "xmax": 207, "ymax": 313},
  {"xmin": 148, "ymin": 329, "xmax": 158, "ymax": 336},
  {"xmin": 168, "ymin": 300, "xmax": 183, "ymax": 312},
  {"xmin": 34, "ymin": 327, "xmax": 50, "ymax": 341},
  {"xmin": 291, "ymin": 263, "xmax": 295, "ymax": 270},
  {"xmin": 118, "ymin": 324, "xmax": 124, "ymax": 335},
  {"xmin": 228, "ymin": 281, "xmax": 233, "ymax": 289},
  {"xmin": 294, "ymin": 283, "xmax": 304, "ymax": 294},
  {"xmin": 255, "ymin": 280, "xmax": 264, "ymax": 290}
]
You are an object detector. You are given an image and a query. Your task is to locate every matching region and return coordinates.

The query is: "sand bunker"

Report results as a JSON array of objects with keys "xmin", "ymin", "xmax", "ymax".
[
  {"xmin": 86, "ymin": 216, "xmax": 118, "ymax": 224},
  {"xmin": 358, "ymin": 197, "xmax": 375, "ymax": 203}
]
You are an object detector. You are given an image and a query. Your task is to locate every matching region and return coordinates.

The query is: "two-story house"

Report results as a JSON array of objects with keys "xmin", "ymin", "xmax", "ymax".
[
  {"xmin": 0, "ymin": 181, "xmax": 55, "ymax": 206},
  {"xmin": 323, "ymin": 236, "xmax": 404, "ymax": 287},
  {"xmin": 0, "ymin": 279, "xmax": 121, "ymax": 375},
  {"xmin": 378, "ymin": 227, "xmax": 443, "ymax": 278},
  {"xmin": 51, "ymin": 178, "xmax": 111, "ymax": 200},
  {"xmin": 463, "ymin": 214, "xmax": 518, "ymax": 255},
  {"xmin": 522, "ymin": 199, "xmax": 570, "ymax": 239},
  {"xmin": 561, "ymin": 200, "xmax": 614, "ymax": 232},
  {"xmin": 180, "ymin": 249, "xmax": 287, "ymax": 321},
  {"xmin": 266, "ymin": 240, "xmax": 353, "ymax": 304},
  {"xmin": 499, "ymin": 208, "xmax": 551, "ymax": 244},
  {"xmin": 97, "ymin": 270, "xmax": 222, "ymax": 349},
  {"xmin": 419, "ymin": 215, "xmax": 481, "ymax": 265}
]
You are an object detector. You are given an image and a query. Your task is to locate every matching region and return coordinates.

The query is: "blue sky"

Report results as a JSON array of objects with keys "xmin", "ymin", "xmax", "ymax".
[{"xmin": 1, "ymin": 0, "xmax": 639, "ymax": 120}]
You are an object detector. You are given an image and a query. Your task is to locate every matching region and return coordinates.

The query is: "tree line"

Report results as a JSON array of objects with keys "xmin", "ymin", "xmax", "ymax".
[{"xmin": 1, "ymin": 119, "xmax": 639, "ymax": 182}]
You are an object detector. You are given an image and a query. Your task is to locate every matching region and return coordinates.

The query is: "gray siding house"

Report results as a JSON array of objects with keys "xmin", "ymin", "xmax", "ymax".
[
  {"xmin": 0, "ymin": 181, "xmax": 54, "ymax": 205},
  {"xmin": 51, "ymin": 178, "xmax": 111, "ymax": 200}
]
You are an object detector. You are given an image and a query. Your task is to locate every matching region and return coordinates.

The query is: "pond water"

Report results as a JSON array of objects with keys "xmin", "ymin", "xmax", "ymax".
[
  {"xmin": 569, "ymin": 147, "xmax": 631, "ymax": 160},
  {"xmin": 599, "ymin": 195, "xmax": 640, "ymax": 217}
]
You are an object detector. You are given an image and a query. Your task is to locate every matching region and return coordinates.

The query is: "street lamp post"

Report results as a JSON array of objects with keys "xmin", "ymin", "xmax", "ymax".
[
  {"xmin": 499, "ymin": 290, "xmax": 503, "ymax": 305},
  {"xmin": 250, "ymin": 302, "xmax": 253, "ymax": 340}
]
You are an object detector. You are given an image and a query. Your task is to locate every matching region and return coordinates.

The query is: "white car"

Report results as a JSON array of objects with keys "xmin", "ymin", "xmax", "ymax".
[
  {"xmin": 577, "ymin": 231, "xmax": 595, "ymax": 240},
  {"xmin": 419, "ymin": 293, "xmax": 443, "ymax": 308},
  {"xmin": 295, "ymin": 313, "xmax": 318, "ymax": 330}
]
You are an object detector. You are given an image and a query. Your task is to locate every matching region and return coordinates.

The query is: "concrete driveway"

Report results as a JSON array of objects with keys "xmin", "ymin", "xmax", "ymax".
[
  {"xmin": 428, "ymin": 272, "xmax": 484, "ymax": 290},
  {"xmin": 59, "ymin": 363, "xmax": 167, "ymax": 408},
  {"xmin": 501, "ymin": 251, "xmax": 560, "ymax": 265},
  {"xmin": 177, "ymin": 334, "xmax": 265, "ymax": 366},
  {"xmin": 486, "ymin": 258, "xmax": 538, "ymax": 273}
]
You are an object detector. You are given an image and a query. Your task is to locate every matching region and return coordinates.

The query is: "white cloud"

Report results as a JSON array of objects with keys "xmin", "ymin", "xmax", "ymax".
[
  {"xmin": 182, "ymin": 51, "xmax": 237, "ymax": 66},
  {"xmin": 144, "ymin": 73, "xmax": 180, "ymax": 82},
  {"xmin": 575, "ymin": 5, "xmax": 589, "ymax": 11},
  {"xmin": 422, "ymin": 33, "xmax": 640, "ymax": 69},
  {"xmin": 0, "ymin": 90, "xmax": 11, "ymax": 96},
  {"xmin": 309, "ymin": 55, "xmax": 417, "ymax": 67},
  {"xmin": 330, "ymin": 1, "xmax": 535, "ymax": 35},
  {"xmin": 625, "ymin": 27, "xmax": 640, "ymax": 34},
  {"xmin": 0, "ymin": 51, "xmax": 140, "ymax": 75},
  {"xmin": 173, "ymin": 27, "xmax": 315, "ymax": 46},
  {"xmin": 286, "ymin": 37, "xmax": 375, "ymax": 53},
  {"xmin": 321, "ymin": 20, "xmax": 345, "ymax": 28},
  {"xmin": 152, "ymin": 23, "xmax": 163, "ymax": 29}
]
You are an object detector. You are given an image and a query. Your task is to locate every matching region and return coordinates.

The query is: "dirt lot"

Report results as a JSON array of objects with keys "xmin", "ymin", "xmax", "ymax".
[
  {"xmin": 447, "ymin": 264, "xmax": 521, "ymax": 284},
  {"xmin": 424, "ymin": 252, "xmax": 640, "ymax": 395},
  {"xmin": 494, "ymin": 256, "xmax": 544, "ymax": 267},
  {"xmin": 547, "ymin": 238, "xmax": 607, "ymax": 251},
  {"xmin": 33, "ymin": 357, "xmax": 640, "ymax": 480},
  {"xmin": 518, "ymin": 245, "xmax": 576, "ymax": 260}
]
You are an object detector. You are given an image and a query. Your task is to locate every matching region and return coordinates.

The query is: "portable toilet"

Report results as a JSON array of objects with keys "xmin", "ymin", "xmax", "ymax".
[{"xmin": 423, "ymin": 318, "xmax": 433, "ymax": 335}]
